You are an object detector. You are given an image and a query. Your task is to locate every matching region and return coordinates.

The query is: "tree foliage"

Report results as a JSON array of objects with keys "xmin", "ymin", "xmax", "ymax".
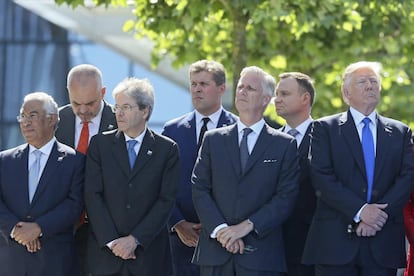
[{"xmin": 56, "ymin": 0, "xmax": 414, "ymax": 127}]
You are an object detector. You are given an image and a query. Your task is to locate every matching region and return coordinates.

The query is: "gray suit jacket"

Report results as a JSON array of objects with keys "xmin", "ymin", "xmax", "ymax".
[{"xmin": 192, "ymin": 123, "xmax": 300, "ymax": 272}]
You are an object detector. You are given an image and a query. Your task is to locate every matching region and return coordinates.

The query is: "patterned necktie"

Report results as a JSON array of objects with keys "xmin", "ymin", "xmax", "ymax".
[
  {"xmin": 198, "ymin": 117, "xmax": 210, "ymax": 150},
  {"xmin": 240, "ymin": 128, "xmax": 253, "ymax": 172},
  {"xmin": 28, "ymin": 150, "xmax": 42, "ymax": 202},
  {"xmin": 362, "ymin": 117, "xmax": 375, "ymax": 203},
  {"xmin": 287, "ymin": 128, "xmax": 300, "ymax": 138},
  {"xmin": 127, "ymin": 140, "xmax": 138, "ymax": 169},
  {"xmin": 77, "ymin": 122, "xmax": 89, "ymax": 154}
]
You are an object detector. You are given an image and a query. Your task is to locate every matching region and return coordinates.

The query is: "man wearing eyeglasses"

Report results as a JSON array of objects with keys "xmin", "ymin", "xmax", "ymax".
[
  {"xmin": 55, "ymin": 64, "xmax": 117, "ymax": 276},
  {"xmin": 0, "ymin": 92, "xmax": 84, "ymax": 275},
  {"xmin": 84, "ymin": 77, "xmax": 179, "ymax": 276}
]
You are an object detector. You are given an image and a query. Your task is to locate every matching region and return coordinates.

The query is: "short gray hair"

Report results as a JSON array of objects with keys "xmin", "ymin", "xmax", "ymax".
[
  {"xmin": 240, "ymin": 66, "xmax": 276, "ymax": 97},
  {"xmin": 112, "ymin": 77, "xmax": 155, "ymax": 121}
]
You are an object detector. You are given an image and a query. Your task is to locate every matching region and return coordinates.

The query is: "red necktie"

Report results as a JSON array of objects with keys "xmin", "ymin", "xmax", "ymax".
[
  {"xmin": 76, "ymin": 122, "xmax": 89, "ymax": 227},
  {"xmin": 77, "ymin": 122, "xmax": 89, "ymax": 154}
]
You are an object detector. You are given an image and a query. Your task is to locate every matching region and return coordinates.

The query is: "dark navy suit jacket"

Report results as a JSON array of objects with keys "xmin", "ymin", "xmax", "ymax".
[
  {"xmin": 303, "ymin": 110, "xmax": 414, "ymax": 268},
  {"xmin": 0, "ymin": 141, "xmax": 84, "ymax": 276},
  {"xmin": 192, "ymin": 123, "xmax": 300, "ymax": 272},
  {"xmin": 282, "ymin": 124, "xmax": 316, "ymax": 266}
]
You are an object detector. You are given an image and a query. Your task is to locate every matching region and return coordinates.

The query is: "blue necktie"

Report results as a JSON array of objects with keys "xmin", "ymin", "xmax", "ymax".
[
  {"xmin": 28, "ymin": 150, "xmax": 42, "ymax": 202},
  {"xmin": 362, "ymin": 118, "xmax": 375, "ymax": 202},
  {"xmin": 240, "ymin": 128, "xmax": 253, "ymax": 172},
  {"xmin": 287, "ymin": 128, "xmax": 300, "ymax": 138},
  {"xmin": 127, "ymin": 140, "xmax": 138, "ymax": 169}
]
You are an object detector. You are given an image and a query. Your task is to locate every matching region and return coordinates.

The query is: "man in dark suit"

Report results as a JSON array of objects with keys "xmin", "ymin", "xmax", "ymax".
[
  {"xmin": 192, "ymin": 66, "xmax": 300, "ymax": 276},
  {"xmin": 162, "ymin": 59, "xmax": 237, "ymax": 276},
  {"xmin": 84, "ymin": 77, "xmax": 179, "ymax": 276},
  {"xmin": 302, "ymin": 61, "xmax": 414, "ymax": 276},
  {"xmin": 55, "ymin": 64, "xmax": 117, "ymax": 275},
  {"xmin": 274, "ymin": 72, "xmax": 316, "ymax": 276},
  {"xmin": 0, "ymin": 92, "xmax": 84, "ymax": 276},
  {"xmin": 55, "ymin": 64, "xmax": 117, "ymax": 148}
]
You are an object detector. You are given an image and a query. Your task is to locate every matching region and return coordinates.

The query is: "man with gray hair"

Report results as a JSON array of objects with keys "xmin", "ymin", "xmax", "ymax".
[
  {"xmin": 85, "ymin": 77, "xmax": 179, "ymax": 276},
  {"xmin": 302, "ymin": 61, "xmax": 414, "ymax": 275},
  {"xmin": 192, "ymin": 66, "xmax": 300, "ymax": 275},
  {"xmin": 0, "ymin": 92, "xmax": 84, "ymax": 275}
]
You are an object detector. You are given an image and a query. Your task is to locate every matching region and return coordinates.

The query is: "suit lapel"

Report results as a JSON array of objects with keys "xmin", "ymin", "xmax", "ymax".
[
  {"xmin": 131, "ymin": 129, "xmax": 155, "ymax": 177},
  {"xmin": 185, "ymin": 113, "xmax": 198, "ymax": 152},
  {"xmin": 14, "ymin": 146, "xmax": 31, "ymax": 208},
  {"xmin": 298, "ymin": 124, "xmax": 312, "ymax": 156},
  {"xmin": 374, "ymin": 116, "xmax": 392, "ymax": 182},
  {"xmin": 243, "ymin": 125, "xmax": 273, "ymax": 174},
  {"xmin": 112, "ymin": 132, "xmax": 131, "ymax": 176},
  {"xmin": 30, "ymin": 142, "xmax": 67, "ymax": 205},
  {"xmin": 217, "ymin": 110, "xmax": 235, "ymax": 128},
  {"xmin": 340, "ymin": 111, "xmax": 366, "ymax": 177},
  {"xmin": 99, "ymin": 102, "xmax": 116, "ymax": 132},
  {"xmin": 224, "ymin": 125, "xmax": 242, "ymax": 175}
]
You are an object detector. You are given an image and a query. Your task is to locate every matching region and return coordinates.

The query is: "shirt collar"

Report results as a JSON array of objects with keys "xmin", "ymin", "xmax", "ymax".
[
  {"xmin": 194, "ymin": 107, "xmax": 223, "ymax": 126},
  {"xmin": 29, "ymin": 137, "xmax": 56, "ymax": 156},
  {"xmin": 237, "ymin": 119, "xmax": 265, "ymax": 135},
  {"xmin": 285, "ymin": 117, "xmax": 313, "ymax": 135},
  {"xmin": 124, "ymin": 128, "xmax": 146, "ymax": 144},
  {"xmin": 349, "ymin": 107, "xmax": 376, "ymax": 126}
]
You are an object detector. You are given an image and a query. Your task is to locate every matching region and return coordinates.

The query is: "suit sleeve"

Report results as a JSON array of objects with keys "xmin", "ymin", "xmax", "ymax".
[
  {"xmin": 192, "ymin": 135, "xmax": 227, "ymax": 235},
  {"xmin": 84, "ymin": 136, "xmax": 120, "ymax": 247},
  {"xmin": 161, "ymin": 126, "xmax": 186, "ymax": 229}
]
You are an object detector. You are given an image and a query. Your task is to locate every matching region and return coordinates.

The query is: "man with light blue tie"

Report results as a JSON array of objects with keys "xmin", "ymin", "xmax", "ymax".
[
  {"xmin": 302, "ymin": 61, "xmax": 414, "ymax": 276},
  {"xmin": 84, "ymin": 77, "xmax": 179, "ymax": 276},
  {"xmin": 0, "ymin": 92, "xmax": 84, "ymax": 275}
]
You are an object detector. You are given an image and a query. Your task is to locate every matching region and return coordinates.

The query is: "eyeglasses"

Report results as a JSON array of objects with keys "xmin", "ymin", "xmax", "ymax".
[
  {"xmin": 114, "ymin": 104, "xmax": 138, "ymax": 113},
  {"xmin": 17, "ymin": 113, "xmax": 40, "ymax": 123}
]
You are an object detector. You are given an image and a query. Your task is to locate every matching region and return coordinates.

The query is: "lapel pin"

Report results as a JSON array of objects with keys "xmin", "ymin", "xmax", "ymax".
[{"xmin": 147, "ymin": 150, "xmax": 153, "ymax": 156}]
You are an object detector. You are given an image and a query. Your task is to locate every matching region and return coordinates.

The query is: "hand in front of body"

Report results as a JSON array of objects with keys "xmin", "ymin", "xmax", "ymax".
[
  {"xmin": 12, "ymin": 222, "xmax": 42, "ymax": 247},
  {"xmin": 360, "ymin": 203, "xmax": 388, "ymax": 231},
  {"xmin": 174, "ymin": 221, "xmax": 201, "ymax": 247},
  {"xmin": 110, "ymin": 235, "xmax": 138, "ymax": 260},
  {"xmin": 216, "ymin": 220, "xmax": 254, "ymax": 254}
]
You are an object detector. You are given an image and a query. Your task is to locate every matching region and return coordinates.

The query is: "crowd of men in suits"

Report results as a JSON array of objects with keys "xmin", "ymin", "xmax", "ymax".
[{"xmin": 0, "ymin": 60, "xmax": 413, "ymax": 276}]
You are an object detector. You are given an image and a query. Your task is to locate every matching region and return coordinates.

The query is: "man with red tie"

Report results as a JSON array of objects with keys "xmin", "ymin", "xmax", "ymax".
[{"xmin": 55, "ymin": 64, "xmax": 117, "ymax": 275}]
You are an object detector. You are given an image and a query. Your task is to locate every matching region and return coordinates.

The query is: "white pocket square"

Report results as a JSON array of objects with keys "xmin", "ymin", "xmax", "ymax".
[{"xmin": 263, "ymin": 159, "xmax": 277, "ymax": 163}]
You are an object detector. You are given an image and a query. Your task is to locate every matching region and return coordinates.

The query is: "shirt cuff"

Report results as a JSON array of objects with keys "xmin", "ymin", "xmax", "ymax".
[
  {"xmin": 354, "ymin": 203, "xmax": 368, "ymax": 223},
  {"xmin": 210, "ymin": 223, "xmax": 228, "ymax": 238}
]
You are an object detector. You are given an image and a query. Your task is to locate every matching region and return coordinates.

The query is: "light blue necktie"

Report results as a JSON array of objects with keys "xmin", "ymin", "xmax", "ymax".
[
  {"xmin": 240, "ymin": 128, "xmax": 253, "ymax": 172},
  {"xmin": 28, "ymin": 150, "xmax": 42, "ymax": 202},
  {"xmin": 362, "ymin": 118, "xmax": 375, "ymax": 203},
  {"xmin": 127, "ymin": 140, "xmax": 138, "ymax": 169}
]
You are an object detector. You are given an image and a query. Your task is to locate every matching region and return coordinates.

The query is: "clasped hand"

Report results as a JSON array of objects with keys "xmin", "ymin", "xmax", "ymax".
[
  {"xmin": 216, "ymin": 220, "xmax": 253, "ymax": 254},
  {"xmin": 12, "ymin": 221, "xmax": 42, "ymax": 253},
  {"xmin": 110, "ymin": 235, "xmax": 138, "ymax": 260},
  {"xmin": 357, "ymin": 203, "xmax": 388, "ymax": 237}
]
